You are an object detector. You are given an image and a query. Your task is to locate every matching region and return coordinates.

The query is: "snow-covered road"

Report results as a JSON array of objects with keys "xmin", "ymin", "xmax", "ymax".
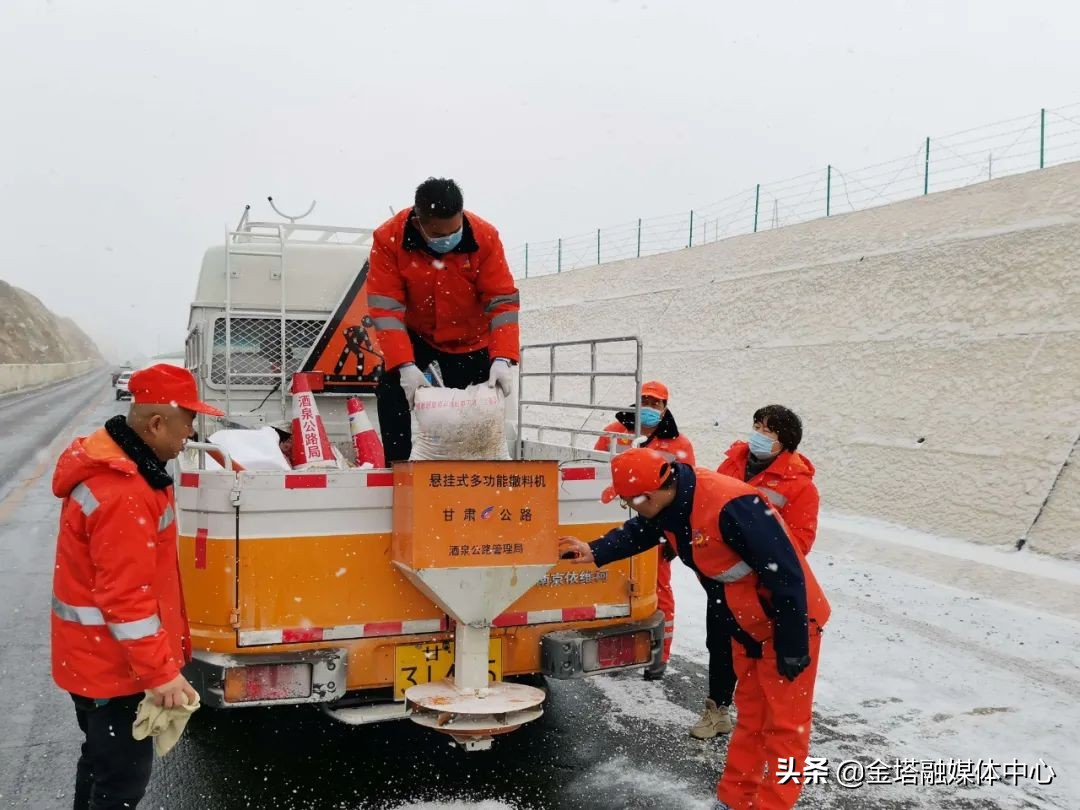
[
  {"xmin": 665, "ymin": 514, "xmax": 1078, "ymax": 809},
  {"xmin": 1, "ymin": 382, "xmax": 1075, "ymax": 809}
]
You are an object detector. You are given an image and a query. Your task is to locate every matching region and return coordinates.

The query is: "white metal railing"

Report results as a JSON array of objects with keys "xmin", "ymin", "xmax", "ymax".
[
  {"xmin": 185, "ymin": 441, "xmax": 234, "ymax": 472},
  {"xmin": 516, "ymin": 336, "xmax": 643, "ymax": 458}
]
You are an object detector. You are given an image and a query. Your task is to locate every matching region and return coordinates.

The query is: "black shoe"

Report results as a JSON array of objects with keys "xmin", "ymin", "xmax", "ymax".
[{"xmin": 643, "ymin": 662, "xmax": 667, "ymax": 681}]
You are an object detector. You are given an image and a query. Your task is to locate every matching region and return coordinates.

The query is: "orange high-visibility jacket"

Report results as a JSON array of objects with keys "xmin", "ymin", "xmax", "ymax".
[
  {"xmin": 594, "ymin": 410, "xmax": 697, "ymax": 465},
  {"xmin": 590, "ymin": 465, "xmax": 829, "ymax": 658},
  {"xmin": 718, "ymin": 442, "xmax": 820, "ymax": 555},
  {"xmin": 51, "ymin": 428, "xmax": 190, "ymax": 698},
  {"xmin": 677, "ymin": 468, "xmax": 830, "ymax": 648},
  {"xmin": 367, "ymin": 208, "xmax": 520, "ymax": 370}
]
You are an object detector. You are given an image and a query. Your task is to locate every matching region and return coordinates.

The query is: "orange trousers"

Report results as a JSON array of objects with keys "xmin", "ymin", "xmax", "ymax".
[
  {"xmin": 716, "ymin": 632, "xmax": 822, "ymax": 810},
  {"xmin": 656, "ymin": 549, "xmax": 675, "ymax": 662}
]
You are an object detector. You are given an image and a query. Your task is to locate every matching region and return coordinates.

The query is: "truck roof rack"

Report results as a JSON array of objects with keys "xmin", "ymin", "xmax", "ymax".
[{"xmin": 222, "ymin": 202, "xmax": 374, "ymax": 417}]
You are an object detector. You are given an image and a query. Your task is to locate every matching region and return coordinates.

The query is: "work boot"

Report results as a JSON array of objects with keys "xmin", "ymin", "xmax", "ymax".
[
  {"xmin": 642, "ymin": 661, "xmax": 667, "ymax": 681},
  {"xmin": 689, "ymin": 699, "xmax": 733, "ymax": 739}
]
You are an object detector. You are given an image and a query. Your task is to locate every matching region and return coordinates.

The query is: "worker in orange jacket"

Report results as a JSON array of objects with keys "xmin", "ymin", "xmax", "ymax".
[
  {"xmin": 594, "ymin": 380, "xmax": 696, "ymax": 463},
  {"xmin": 595, "ymin": 380, "xmax": 695, "ymax": 679},
  {"xmin": 717, "ymin": 404, "xmax": 819, "ymax": 554},
  {"xmin": 691, "ymin": 405, "xmax": 821, "ymax": 742},
  {"xmin": 52, "ymin": 365, "xmax": 221, "ymax": 809},
  {"xmin": 368, "ymin": 177, "xmax": 520, "ymax": 462},
  {"xmin": 560, "ymin": 448, "xmax": 830, "ymax": 810}
]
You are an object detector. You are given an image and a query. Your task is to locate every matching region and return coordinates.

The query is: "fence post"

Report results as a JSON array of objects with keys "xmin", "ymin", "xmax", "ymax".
[
  {"xmin": 688, "ymin": 210, "xmax": 694, "ymax": 247},
  {"xmin": 923, "ymin": 136, "xmax": 930, "ymax": 195},
  {"xmin": 1040, "ymin": 107, "xmax": 1046, "ymax": 169},
  {"xmin": 753, "ymin": 184, "xmax": 760, "ymax": 233},
  {"xmin": 636, "ymin": 218, "xmax": 642, "ymax": 257},
  {"xmin": 597, "ymin": 228, "xmax": 601, "ymax": 265},
  {"xmin": 826, "ymin": 165, "xmax": 832, "ymax": 216},
  {"xmin": 557, "ymin": 238, "xmax": 562, "ymax": 273},
  {"xmin": 524, "ymin": 243, "xmax": 529, "ymax": 278}
]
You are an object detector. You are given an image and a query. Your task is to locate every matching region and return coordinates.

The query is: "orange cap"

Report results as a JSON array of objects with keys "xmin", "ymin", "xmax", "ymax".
[
  {"xmin": 128, "ymin": 364, "xmax": 224, "ymax": 416},
  {"xmin": 641, "ymin": 381, "xmax": 669, "ymax": 402},
  {"xmin": 601, "ymin": 447, "xmax": 673, "ymax": 504}
]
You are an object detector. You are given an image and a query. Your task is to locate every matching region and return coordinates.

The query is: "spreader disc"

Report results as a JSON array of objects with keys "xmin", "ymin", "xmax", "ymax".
[
  {"xmin": 409, "ymin": 706, "xmax": 545, "ymax": 738},
  {"xmin": 405, "ymin": 679, "xmax": 546, "ymax": 716}
]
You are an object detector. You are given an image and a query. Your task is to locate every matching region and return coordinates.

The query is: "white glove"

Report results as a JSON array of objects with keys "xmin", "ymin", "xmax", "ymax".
[
  {"xmin": 487, "ymin": 358, "xmax": 514, "ymax": 397},
  {"xmin": 398, "ymin": 363, "xmax": 430, "ymax": 409}
]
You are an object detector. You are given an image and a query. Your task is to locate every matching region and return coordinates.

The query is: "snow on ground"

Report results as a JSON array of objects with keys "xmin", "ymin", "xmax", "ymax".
[
  {"xmin": 667, "ymin": 513, "xmax": 1078, "ymax": 808},
  {"xmin": 589, "ymin": 666, "xmax": 701, "ymax": 732},
  {"xmin": 382, "ymin": 509, "xmax": 1080, "ymax": 810},
  {"xmin": 565, "ymin": 758, "xmax": 715, "ymax": 810}
]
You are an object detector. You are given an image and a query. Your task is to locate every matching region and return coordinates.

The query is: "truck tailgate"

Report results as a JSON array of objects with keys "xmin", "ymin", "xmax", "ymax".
[
  {"xmin": 177, "ymin": 463, "xmax": 651, "ymax": 648},
  {"xmin": 179, "ymin": 467, "xmax": 445, "ymax": 647}
]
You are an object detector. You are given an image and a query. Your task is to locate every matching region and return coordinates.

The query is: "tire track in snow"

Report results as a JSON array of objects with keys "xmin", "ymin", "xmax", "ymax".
[{"xmin": 830, "ymin": 588, "xmax": 1080, "ymax": 700}]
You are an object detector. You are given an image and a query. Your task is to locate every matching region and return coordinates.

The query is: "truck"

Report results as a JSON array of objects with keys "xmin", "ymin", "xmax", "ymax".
[{"xmin": 177, "ymin": 204, "xmax": 662, "ymax": 746}]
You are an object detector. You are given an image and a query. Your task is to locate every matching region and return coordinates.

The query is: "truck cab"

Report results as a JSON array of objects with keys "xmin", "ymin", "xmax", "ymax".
[{"xmin": 178, "ymin": 207, "xmax": 662, "ymax": 736}]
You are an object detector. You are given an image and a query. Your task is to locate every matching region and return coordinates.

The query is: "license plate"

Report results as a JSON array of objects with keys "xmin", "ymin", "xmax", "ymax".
[{"xmin": 394, "ymin": 639, "xmax": 502, "ymax": 700}]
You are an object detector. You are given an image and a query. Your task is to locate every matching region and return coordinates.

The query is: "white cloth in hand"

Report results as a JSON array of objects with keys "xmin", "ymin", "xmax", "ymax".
[
  {"xmin": 398, "ymin": 363, "xmax": 430, "ymax": 409},
  {"xmin": 486, "ymin": 358, "xmax": 514, "ymax": 397},
  {"xmin": 132, "ymin": 692, "xmax": 200, "ymax": 757}
]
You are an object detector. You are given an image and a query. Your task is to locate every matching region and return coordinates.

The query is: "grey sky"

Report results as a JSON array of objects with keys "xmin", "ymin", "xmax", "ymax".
[{"xmin": 2, "ymin": 0, "xmax": 1078, "ymax": 361}]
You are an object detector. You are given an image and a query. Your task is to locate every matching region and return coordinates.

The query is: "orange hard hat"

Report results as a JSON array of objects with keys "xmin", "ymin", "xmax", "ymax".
[
  {"xmin": 640, "ymin": 381, "xmax": 669, "ymax": 402},
  {"xmin": 601, "ymin": 447, "xmax": 673, "ymax": 504}
]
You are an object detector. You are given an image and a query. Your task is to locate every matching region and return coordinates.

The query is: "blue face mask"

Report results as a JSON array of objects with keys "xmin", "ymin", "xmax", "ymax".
[
  {"xmin": 748, "ymin": 430, "xmax": 777, "ymax": 458},
  {"xmin": 424, "ymin": 227, "xmax": 463, "ymax": 254},
  {"xmin": 640, "ymin": 407, "xmax": 663, "ymax": 428}
]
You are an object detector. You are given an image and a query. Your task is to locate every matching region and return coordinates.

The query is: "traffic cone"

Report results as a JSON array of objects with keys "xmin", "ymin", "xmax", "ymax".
[
  {"xmin": 290, "ymin": 373, "xmax": 337, "ymax": 470},
  {"xmin": 207, "ymin": 448, "xmax": 246, "ymax": 473},
  {"xmin": 347, "ymin": 397, "xmax": 385, "ymax": 468}
]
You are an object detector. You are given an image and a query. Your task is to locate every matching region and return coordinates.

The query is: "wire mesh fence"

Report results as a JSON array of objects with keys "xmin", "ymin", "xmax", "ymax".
[
  {"xmin": 210, "ymin": 316, "xmax": 324, "ymax": 388},
  {"xmin": 509, "ymin": 103, "xmax": 1080, "ymax": 278}
]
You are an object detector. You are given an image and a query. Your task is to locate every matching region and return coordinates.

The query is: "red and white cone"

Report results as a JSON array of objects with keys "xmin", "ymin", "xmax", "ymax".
[
  {"xmin": 290, "ymin": 373, "xmax": 337, "ymax": 470},
  {"xmin": 347, "ymin": 397, "xmax": 385, "ymax": 468}
]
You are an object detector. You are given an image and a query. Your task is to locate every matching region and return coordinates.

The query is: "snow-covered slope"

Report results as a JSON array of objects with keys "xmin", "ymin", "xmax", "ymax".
[{"xmin": 519, "ymin": 163, "xmax": 1080, "ymax": 559}]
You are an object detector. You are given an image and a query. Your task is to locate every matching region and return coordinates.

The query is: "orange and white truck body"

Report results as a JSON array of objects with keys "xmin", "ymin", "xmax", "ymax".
[{"xmin": 179, "ymin": 208, "xmax": 660, "ymax": 722}]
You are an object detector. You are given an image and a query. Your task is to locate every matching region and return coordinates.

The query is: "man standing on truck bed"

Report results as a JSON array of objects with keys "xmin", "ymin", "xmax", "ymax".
[
  {"xmin": 51, "ymin": 365, "xmax": 220, "ymax": 809},
  {"xmin": 559, "ymin": 448, "xmax": 830, "ymax": 810},
  {"xmin": 368, "ymin": 177, "xmax": 521, "ymax": 462}
]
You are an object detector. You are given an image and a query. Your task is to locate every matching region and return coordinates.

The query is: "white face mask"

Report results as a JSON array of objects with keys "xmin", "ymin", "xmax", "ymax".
[
  {"xmin": 748, "ymin": 430, "xmax": 777, "ymax": 457},
  {"xmin": 417, "ymin": 218, "xmax": 463, "ymax": 254},
  {"xmin": 640, "ymin": 407, "xmax": 663, "ymax": 428}
]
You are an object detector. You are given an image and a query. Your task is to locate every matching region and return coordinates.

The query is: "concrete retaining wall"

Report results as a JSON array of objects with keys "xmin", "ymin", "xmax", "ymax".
[
  {"xmin": 0, "ymin": 361, "xmax": 99, "ymax": 395},
  {"xmin": 518, "ymin": 163, "xmax": 1080, "ymax": 559}
]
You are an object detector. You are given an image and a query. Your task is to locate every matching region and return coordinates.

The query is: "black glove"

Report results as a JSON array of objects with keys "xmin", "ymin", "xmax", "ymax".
[
  {"xmin": 777, "ymin": 654, "xmax": 811, "ymax": 681},
  {"xmin": 660, "ymin": 541, "xmax": 677, "ymax": 562}
]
